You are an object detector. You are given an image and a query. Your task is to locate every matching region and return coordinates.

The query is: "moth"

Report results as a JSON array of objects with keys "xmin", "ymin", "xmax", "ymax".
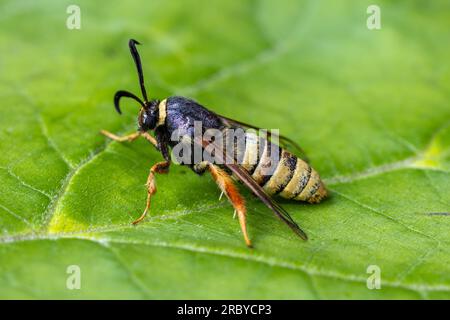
[{"xmin": 101, "ymin": 39, "xmax": 327, "ymax": 247}]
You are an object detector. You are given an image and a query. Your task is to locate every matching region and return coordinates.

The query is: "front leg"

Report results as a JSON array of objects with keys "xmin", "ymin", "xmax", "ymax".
[
  {"xmin": 100, "ymin": 130, "xmax": 140, "ymax": 142},
  {"xmin": 100, "ymin": 129, "xmax": 158, "ymax": 148},
  {"xmin": 132, "ymin": 160, "xmax": 170, "ymax": 225}
]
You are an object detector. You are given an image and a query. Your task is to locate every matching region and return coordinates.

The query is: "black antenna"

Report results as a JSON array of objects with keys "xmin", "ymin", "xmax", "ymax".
[
  {"xmin": 128, "ymin": 39, "xmax": 148, "ymax": 103},
  {"xmin": 114, "ymin": 90, "xmax": 145, "ymax": 115}
]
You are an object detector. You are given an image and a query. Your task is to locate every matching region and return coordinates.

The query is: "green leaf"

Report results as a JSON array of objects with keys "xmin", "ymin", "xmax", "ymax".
[{"xmin": 0, "ymin": 0, "xmax": 449, "ymax": 299}]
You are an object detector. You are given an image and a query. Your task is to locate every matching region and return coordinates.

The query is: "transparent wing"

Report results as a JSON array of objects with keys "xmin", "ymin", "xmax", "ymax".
[
  {"xmin": 200, "ymin": 137, "xmax": 308, "ymax": 240},
  {"xmin": 218, "ymin": 114, "xmax": 310, "ymax": 163}
]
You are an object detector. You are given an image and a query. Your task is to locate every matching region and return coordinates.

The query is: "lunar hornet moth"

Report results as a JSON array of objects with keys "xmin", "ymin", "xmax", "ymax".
[{"xmin": 101, "ymin": 39, "xmax": 327, "ymax": 247}]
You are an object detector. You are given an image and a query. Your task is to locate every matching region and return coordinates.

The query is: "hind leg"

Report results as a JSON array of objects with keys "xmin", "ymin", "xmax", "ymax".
[{"xmin": 207, "ymin": 163, "xmax": 252, "ymax": 247}]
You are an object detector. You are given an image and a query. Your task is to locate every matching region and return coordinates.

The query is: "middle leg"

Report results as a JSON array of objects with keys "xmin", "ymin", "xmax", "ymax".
[{"xmin": 132, "ymin": 160, "xmax": 170, "ymax": 225}]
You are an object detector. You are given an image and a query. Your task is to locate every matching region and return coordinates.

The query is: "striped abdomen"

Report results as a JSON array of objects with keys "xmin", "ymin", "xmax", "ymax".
[{"xmin": 235, "ymin": 131, "xmax": 327, "ymax": 203}]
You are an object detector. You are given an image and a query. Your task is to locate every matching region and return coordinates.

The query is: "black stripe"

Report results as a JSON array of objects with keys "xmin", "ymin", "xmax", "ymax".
[
  {"xmin": 290, "ymin": 164, "xmax": 312, "ymax": 199},
  {"xmin": 273, "ymin": 153, "xmax": 297, "ymax": 195},
  {"xmin": 306, "ymin": 179, "xmax": 321, "ymax": 199}
]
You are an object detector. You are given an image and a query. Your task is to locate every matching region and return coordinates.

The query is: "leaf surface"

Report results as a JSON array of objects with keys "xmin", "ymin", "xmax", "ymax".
[{"xmin": 0, "ymin": 0, "xmax": 449, "ymax": 299}]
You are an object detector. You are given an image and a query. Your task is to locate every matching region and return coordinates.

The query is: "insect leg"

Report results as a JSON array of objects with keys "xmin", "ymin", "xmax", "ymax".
[
  {"xmin": 140, "ymin": 131, "xmax": 158, "ymax": 148},
  {"xmin": 207, "ymin": 164, "xmax": 252, "ymax": 248},
  {"xmin": 132, "ymin": 160, "xmax": 170, "ymax": 225},
  {"xmin": 100, "ymin": 130, "xmax": 140, "ymax": 142},
  {"xmin": 100, "ymin": 130, "xmax": 158, "ymax": 147}
]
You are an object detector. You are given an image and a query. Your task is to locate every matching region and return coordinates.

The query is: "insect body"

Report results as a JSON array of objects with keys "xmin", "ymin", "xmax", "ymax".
[
  {"xmin": 219, "ymin": 128, "xmax": 327, "ymax": 204},
  {"xmin": 101, "ymin": 39, "xmax": 327, "ymax": 247}
]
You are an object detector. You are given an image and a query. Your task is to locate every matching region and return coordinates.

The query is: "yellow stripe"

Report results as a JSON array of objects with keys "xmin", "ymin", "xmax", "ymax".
[
  {"xmin": 251, "ymin": 139, "xmax": 270, "ymax": 184},
  {"xmin": 278, "ymin": 159, "xmax": 310, "ymax": 199},
  {"xmin": 156, "ymin": 99, "xmax": 167, "ymax": 127},
  {"xmin": 263, "ymin": 150, "xmax": 292, "ymax": 194},
  {"xmin": 242, "ymin": 132, "xmax": 259, "ymax": 172},
  {"xmin": 295, "ymin": 169, "xmax": 319, "ymax": 201}
]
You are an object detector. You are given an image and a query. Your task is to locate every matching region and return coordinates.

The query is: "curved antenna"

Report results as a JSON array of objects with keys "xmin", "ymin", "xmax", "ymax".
[
  {"xmin": 128, "ymin": 39, "xmax": 148, "ymax": 103},
  {"xmin": 114, "ymin": 90, "xmax": 145, "ymax": 115}
]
